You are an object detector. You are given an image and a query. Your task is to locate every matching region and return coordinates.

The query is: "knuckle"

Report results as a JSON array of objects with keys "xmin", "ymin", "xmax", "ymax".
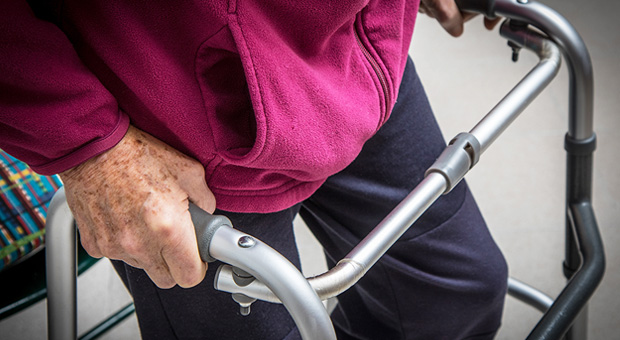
[
  {"xmin": 192, "ymin": 163, "xmax": 206, "ymax": 176},
  {"xmin": 153, "ymin": 220, "xmax": 176, "ymax": 238},
  {"xmin": 177, "ymin": 278, "xmax": 201, "ymax": 288},
  {"xmin": 98, "ymin": 241, "xmax": 121, "ymax": 259},
  {"xmin": 91, "ymin": 235, "xmax": 109, "ymax": 253},
  {"xmin": 179, "ymin": 159, "xmax": 204, "ymax": 177},
  {"xmin": 119, "ymin": 235, "xmax": 143, "ymax": 256},
  {"xmin": 434, "ymin": 1, "xmax": 456, "ymax": 22}
]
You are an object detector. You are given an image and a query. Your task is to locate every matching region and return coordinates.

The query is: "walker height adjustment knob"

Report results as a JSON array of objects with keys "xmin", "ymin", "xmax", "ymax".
[
  {"xmin": 506, "ymin": 19, "xmax": 529, "ymax": 62},
  {"xmin": 231, "ymin": 266, "xmax": 257, "ymax": 316},
  {"xmin": 232, "ymin": 293, "xmax": 256, "ymax": 316},
  {"xmin": 508, "ymin": 41, "xmax": 521, "ymax": 62}
]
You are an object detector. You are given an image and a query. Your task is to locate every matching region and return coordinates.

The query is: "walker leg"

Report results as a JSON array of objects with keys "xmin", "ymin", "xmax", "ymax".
[{"xmin": 45, "ymin": 187, "xmax": 77, "ymax": 340}]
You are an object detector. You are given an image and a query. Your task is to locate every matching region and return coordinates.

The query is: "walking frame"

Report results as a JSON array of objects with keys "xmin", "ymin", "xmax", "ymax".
[{"xmin": 45, "ymin": 0, "xmax": 605, "ymax": 339}]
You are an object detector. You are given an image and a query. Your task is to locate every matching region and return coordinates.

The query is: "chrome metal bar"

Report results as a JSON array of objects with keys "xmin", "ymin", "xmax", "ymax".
[
  {"xmin": 493, "ymin": 0, "xmax": 594, "ymax": 141},
  {"xmin": 215, "ymin": 172, "xmax": 447, "ymax": 303},
  {"xmin": 46, "ymin": 187, "xmax": 77, "ymax": 340},
  {"xmin": 507, "ymin": 277, "xmax": 554, "ymax": 313},
  {"xmin": 345, "ymin": 172, "xmax": 447, "ymax": 271},
  {"xmin": 215, "ymin": 257, "xmax": 367, "ymax": 304},
  {"xmin": 470, "ymin": 21, "xmax": 561, "ymax": 153},
  {"xmin": 209, "ymin": 226, "xmax": 336, "ymax": 340}
]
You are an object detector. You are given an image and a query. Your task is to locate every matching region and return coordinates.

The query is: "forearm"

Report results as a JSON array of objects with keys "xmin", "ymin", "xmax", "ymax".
[{"xmin": 0, "ymin": 0, "xmax": 127, "ymax": 174}]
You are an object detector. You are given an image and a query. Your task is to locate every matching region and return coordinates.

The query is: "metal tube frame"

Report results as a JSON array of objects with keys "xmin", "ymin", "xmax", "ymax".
[
  {"xmin": 45, "ymin": 188, "xmax": 136, "ymax": 340},
  {"xmin": 508, "ymin": 278, "xmax": 554, "ymax": 314},
  {"xmin": 209, "ymin": 226, "xmax": 336, "ymax": 340},
  {"xmin": 469, "ymin": 1, "xmax": 604, "ymax": 339},
  {"xmin": 46, "ymin": 187, "xmax": 77, "ymax": 340}
]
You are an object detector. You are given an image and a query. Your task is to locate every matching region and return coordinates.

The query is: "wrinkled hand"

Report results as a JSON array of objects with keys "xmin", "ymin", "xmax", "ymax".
[
  {"xmin": 60, "ymin": 125, "xmax": 216, "ymax": 289},
  {"xmin": 419, "ymin": 0, "xmax": 501, "ymax": 37}
]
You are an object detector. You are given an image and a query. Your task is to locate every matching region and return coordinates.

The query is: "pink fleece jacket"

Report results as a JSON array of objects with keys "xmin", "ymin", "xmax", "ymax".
[{"xmin": 0, "ymin": 0, "xmax": 418, "ymax": 213}]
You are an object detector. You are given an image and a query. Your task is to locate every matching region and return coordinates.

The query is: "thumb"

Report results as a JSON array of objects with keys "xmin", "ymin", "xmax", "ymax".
[
  {"xmin": 162, "ymin": 206, "xmax": 208, "ymax": 288},
  {"xmin": 175, "ymin": 162, "xmax": 217, "ymax": 214},
  {"xmin": 432, "ymin": 0, "xmax": 466, "ymax": 37},
  {"xmin": 187, "ymin": 176, "xmax": 216, "ymax": 214}
]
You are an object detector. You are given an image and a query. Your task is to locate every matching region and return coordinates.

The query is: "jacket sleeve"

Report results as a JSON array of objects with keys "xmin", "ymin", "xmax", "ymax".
[{"xmin": 0, "ymin": 0, "xmax": 129, "ymax": 175}]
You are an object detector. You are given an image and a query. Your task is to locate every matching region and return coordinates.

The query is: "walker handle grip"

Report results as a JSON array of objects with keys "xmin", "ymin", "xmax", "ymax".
[
  {"xmin": 189, "ymin": 203, "xmax": 234, "ymax": 263},
  {"xmin": 455, "ymin": 0, "xmax": 496, "ymax": 18}
]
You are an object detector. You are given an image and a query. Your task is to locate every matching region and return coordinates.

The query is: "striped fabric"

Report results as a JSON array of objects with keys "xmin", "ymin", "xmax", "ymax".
[{"xmin": 0, "ymin": 150, "xmax": 62, "ymax": 271}]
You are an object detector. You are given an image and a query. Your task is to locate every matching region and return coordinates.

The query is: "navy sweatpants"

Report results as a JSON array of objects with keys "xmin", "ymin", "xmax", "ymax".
[{"xmin": 112, "ymin": 58, "xmax": 508, "ymax": 339}]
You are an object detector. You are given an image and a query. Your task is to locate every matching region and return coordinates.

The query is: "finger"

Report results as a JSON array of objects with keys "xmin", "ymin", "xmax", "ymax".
[
  {"xmin": 484, "ymin": 17, "xmax": 502, "ymax": 30},
  {"xmin": 161, "ymin": 209, "xmax": 207, "ymax": 288},
  {"xmin": 462, "ymin": 11, "xmax": 478, "ymax": 23},
  {"xmin": 110, "ymin": 232, "xmax": 178, "ymax": 289},
  {"xmin": 77, "ymin": 228, "xmax": 104, "ymax": 258},
  {"xmin": 419, "ymin": 2, "xmax": 435, "ymax": 18},
  {"xmin": 141, "ymin": 257, "xmax": 177, "ymax": 289},
  {"xmin": 64, "ymin": 190, "xmax": 104, "ymax": 257},
  {"xmin": 430, "ymin": 0, "xmax": 466, "ymax": 37},
  {"xmin": 73, "ymin": 214, "xmax": 104, "ymax": 258},
  {"xmin": 189, "ymin": 179, "xmax": 216, "ymax": 214},
  {"xmin": 142, "ymin": 193, "xmax": 207, "ymax": 288},
  {"xmin": 121, "ymin": 255, "xmax": 141, "ymax": 269},
  {"xmin": 177, "ymin": 165, "xmax": 216, "ymax": 214}
]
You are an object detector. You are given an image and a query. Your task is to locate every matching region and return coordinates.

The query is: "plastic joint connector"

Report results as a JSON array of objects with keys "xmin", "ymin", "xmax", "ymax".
[
  {"xmin": 564, "ymin": 133, "xmax": 597, "ymax": 155},
  {"xmin": 232, "ymin": 266, "xmax": 256, "ymax": 287},
  {"xmin": 425, "ymin": 133, "xmax": 481, "ymax": 194}
]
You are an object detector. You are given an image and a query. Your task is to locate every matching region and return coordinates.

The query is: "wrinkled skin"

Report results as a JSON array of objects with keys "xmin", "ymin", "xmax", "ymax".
[{"xmin": 60, "ymin": 125, "xmax": 215, "ymax": 288}]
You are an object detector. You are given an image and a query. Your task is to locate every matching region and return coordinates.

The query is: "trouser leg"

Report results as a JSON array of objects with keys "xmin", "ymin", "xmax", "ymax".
[
  {"xmin": 112, "ymin": 206, "xmax": 303, "ymax": 340},
  {"xmin": 300, "ymin": 58, "xmax": 508, "ymax": 340}
]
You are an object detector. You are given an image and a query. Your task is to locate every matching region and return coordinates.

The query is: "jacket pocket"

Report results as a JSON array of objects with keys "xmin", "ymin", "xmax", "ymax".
[{"xmin": 195, "ymin": 25, "xmax": 259, "ymax": 161}]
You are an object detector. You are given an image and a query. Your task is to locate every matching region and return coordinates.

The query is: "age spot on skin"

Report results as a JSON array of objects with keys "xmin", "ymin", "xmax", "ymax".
[{"xmin": 59, "ymin": 125, "xmax": 214, "ymax": 288}]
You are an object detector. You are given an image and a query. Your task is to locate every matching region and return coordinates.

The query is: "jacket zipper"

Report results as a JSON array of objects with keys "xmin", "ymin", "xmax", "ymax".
[{"xmin": 353, "ymin": 28, "xmax": 391, "ymax": 122}]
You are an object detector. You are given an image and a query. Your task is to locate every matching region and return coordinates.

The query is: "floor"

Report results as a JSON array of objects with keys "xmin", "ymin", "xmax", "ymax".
[{"xmin": 0, "ymin": 0, "xmax": 617, "ymax": 338}]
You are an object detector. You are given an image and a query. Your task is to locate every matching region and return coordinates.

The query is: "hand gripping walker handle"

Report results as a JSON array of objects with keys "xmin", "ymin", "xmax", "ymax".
[{"xmin": 187, "ymin": 203, "xmax": 337, "ymax": 340}]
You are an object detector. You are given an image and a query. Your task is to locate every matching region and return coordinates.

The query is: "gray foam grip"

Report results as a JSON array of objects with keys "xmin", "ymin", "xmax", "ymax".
[{"xmin": 189, "ymin": 203, "xmax": 233, "ymax": 263}]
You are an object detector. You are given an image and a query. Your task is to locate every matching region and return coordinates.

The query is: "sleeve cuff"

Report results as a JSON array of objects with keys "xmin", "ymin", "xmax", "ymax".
[{"xmin": 30, "ymin": 112, "xmax": 130, "ymax": 175}]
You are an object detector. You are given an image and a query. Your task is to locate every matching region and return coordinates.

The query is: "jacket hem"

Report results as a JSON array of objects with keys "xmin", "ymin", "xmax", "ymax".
[{"xmin": 213, "ymin": 179, "xmax": 325, "ymax": 213}]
